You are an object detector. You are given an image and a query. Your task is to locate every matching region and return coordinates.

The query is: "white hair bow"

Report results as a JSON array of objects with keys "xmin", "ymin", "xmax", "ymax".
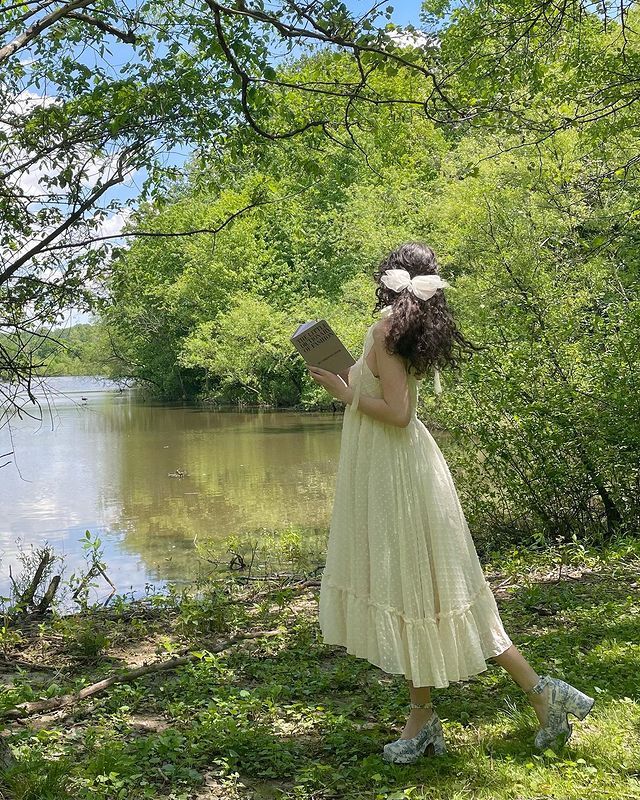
[
  {"xmin": 379, "ymin": 279, "xmax": 446, "ymax": 397},
  {"xmin": 380, "ymin": 268, "xmax": 449, "ymax": 300}
]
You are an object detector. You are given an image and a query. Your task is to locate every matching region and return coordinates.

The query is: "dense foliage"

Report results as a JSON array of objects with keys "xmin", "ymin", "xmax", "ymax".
[
  {"xmin": 104, "ymin": 5, "xmax": 640, "ymax": 545},
  {"xmin": 0, "ymin": 0, "xmax": 415, "ymax": 418},
  {"xmin": 30, "ymin": 323, "xmax": 110, "ymax": 376},
  {"xmin": 4, "ymin": 0, "xmax": 637, "ymax": 542}
]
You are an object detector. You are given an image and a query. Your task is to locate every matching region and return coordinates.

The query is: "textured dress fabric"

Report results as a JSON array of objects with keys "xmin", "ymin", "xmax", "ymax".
[{"xmin": 318, "ymin": 312, "xmax": 513, "ymax": 688}]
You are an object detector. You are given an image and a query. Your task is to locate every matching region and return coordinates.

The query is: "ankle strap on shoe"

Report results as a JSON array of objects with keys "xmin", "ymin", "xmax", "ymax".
[
  {"xmin": 409, "ymin": 701, "xmax": 433, "ymax": 709},
  {"xmin": 525, "ymin": 676, "xmax": 548, "ymax": 696}
]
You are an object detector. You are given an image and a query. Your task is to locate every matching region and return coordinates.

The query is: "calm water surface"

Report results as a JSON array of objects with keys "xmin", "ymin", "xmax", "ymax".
[{"xmin": 0, "ymin": 377, "xmax": 345, "ymax": 601}]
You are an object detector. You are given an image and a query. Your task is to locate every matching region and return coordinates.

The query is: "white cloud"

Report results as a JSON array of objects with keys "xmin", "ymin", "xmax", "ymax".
[
  {"xmin": 2, "ymin": 89, "xmax": 60, "ymax": 197},
  {"xmin": 2, "ymin": 87, "xmax": 139, "ymax": 272},
  {"xmin": 387, "ymin": 28, "xmax": 440, "ymax": 50},
  {"xmin": 91, "ymin": 206, "xmax": 134, "ymax": 242}
]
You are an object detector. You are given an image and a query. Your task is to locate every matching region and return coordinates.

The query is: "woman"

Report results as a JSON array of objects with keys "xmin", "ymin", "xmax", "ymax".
[{"xmin": 308, "ymin": 242, "xmax": 595, "ymax": 765}]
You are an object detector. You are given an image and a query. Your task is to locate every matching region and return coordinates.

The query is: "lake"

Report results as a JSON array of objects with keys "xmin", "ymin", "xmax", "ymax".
[{"xmin": 0, "ymin": 377, "xmax": 346, "ymax": 604}]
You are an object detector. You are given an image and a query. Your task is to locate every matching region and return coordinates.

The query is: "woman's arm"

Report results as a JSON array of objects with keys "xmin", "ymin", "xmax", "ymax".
[{"xmin": 345, "ymin": 323, "xmax": 412, "ymax": 428}]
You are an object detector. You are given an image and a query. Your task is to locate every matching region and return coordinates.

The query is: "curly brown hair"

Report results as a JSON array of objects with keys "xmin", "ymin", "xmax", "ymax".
[{"xmin": 371, "ymin": 241, "xmax": 480, "ymax": 380}]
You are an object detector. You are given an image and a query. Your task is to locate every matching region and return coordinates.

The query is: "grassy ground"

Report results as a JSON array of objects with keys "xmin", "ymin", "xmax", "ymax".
[{"xmin": 0, "ymin": 531, "xmax": 639, "ymax": 800}]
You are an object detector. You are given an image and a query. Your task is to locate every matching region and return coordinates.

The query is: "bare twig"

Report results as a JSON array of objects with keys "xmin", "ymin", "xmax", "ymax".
[{"xmin": 2, "ymin": 627, "xmax": 282, "ymax": 719}]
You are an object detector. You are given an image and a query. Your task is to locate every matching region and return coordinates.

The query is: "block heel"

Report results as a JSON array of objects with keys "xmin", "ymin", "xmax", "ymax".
[
  {"xmin": 564, "ymin": 689, "xmax": 595, "ymax": 720},
  {"xmin": 382, "ymin": 703, "xmax": 448, "ymax": 765},
  {"xmin": 430, "ymin": 732, "xmax": 447, "ymax": 756},
  {"xmin": 526, "ymin": 675, "xmax": 596, "ymax": 751}
]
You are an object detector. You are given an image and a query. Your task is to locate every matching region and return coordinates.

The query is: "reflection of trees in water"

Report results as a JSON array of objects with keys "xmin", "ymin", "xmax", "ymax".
[{"xmin": 104, "ymin": 404, "xmax": 342, "ymax": 581}]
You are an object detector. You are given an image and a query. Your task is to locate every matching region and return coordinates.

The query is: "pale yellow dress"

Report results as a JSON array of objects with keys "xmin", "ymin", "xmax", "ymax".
[{"xmin": 318, "ymin": 309, "xmax": 513, "ymax": 688}]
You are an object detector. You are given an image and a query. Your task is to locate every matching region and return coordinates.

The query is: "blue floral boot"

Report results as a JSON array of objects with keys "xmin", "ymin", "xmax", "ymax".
[
  {"xmin": 526, "ymin": 675, "xmax": 595, "ymax": 751},
  {"xmin": 382, "ymin": 702, "xmax": 447, "ymax": 765}
]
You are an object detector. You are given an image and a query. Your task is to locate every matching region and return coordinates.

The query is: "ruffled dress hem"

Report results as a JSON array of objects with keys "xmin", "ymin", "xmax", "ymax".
[{"xmin": 318, "ymin": 579, "xmax": 513, "ymax": 689}]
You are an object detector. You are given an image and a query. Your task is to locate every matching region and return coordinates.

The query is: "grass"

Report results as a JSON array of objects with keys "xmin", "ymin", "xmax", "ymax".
[{"xmin": 0, "ymin": 531, "xmax": 639, "ymax": 800}]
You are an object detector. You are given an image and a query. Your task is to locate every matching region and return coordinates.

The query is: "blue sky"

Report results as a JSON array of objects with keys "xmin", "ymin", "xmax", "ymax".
[{"xmin": 371, "ymin": 0, "xmax": 424, "ymax": 26}]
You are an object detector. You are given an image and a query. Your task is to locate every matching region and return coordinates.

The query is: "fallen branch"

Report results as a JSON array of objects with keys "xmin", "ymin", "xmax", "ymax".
[
  {"xmin": 234, "ymin": 574, "xmax": 322, "ymax": 587},
  {"xmin": 294, "ymin": 578, "xmax": 321, "ymax": 588},
  {"xmin": 96, "ymin": 564, "xmax": 116, "ymax": 592},
  {"xmin": 71, "ymin": 565, "xmax": 97, "ymax": 600},
  {"xmin": 35, "ymin": 575, "xmax": 61, "ymax": 615},
  {"xmin": 2, "ymin": 627, "xmax": 282, "ymax": 719},
  {"xmin": 0, "ymin": 657, "xmax": 60, "ymax": 673},
  {"xmin": 18, "ymin": 551, "xmax": 51, "ymax": 608},
  {"xmin": 243, "ymin": 577, "xmax": 321, "ymax": 603}
]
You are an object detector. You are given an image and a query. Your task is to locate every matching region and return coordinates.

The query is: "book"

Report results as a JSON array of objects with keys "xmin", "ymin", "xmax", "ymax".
[{"xmin": 291, "ymin": 319, "xmax": 356, "ymax": 375}]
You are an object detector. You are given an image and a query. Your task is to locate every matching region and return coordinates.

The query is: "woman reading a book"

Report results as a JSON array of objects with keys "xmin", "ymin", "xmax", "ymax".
[{"xmin": 307, "ymin": 241, "xmax": 595, "ymax": 764}]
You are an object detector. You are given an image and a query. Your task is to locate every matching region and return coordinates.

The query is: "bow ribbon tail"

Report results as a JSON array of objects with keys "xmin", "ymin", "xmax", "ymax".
[{"xmin": 433, "ymin": 366, "xmax": 442, "ymax": 396}]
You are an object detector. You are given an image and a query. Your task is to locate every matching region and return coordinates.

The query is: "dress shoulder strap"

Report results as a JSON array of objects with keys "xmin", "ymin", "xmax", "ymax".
[{"xmin": 349, "ymin": 323, "xmax": 376, "ymax": 415}]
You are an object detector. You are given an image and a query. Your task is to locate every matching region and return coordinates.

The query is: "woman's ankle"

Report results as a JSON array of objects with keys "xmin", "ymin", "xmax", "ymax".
[{"xmin": 409, "ymin": 706, "xmax": 434, "ymax": 719}]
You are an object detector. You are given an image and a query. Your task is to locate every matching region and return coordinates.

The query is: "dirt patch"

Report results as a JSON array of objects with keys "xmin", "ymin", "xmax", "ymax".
[{"xmin": 108, "ymin": 632, "xmax": 177, "ymax": 668}]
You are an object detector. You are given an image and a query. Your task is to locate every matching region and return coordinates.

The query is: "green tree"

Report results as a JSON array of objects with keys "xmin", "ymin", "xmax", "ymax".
[
  {"xmin": 0, "ymin": 0, "xmax": 425, "ymax": 419},
  {"xmin": 104, "ymin": 31, "xmax": 640, "ymax": 543}
]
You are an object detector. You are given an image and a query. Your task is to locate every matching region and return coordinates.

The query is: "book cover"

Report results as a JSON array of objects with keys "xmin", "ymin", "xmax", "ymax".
[{"xmin": 291, "ymin": 320, "xmax": 356, "ymax": 375}]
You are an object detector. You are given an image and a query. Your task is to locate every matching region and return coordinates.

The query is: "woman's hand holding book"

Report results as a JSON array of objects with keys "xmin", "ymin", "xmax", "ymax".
[{"xmin": 307, "ymin": 365, "xmax": 353, "ymax": 405}]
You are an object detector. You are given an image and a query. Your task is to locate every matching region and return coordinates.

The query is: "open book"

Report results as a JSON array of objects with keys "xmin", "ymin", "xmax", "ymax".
[{"xmin": 291, "ymin": 320, "xmax": 356, "ymax": 375}]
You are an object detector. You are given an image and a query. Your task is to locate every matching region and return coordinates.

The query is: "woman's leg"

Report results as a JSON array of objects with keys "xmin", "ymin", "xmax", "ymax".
[
  {"xmin": 401, "ymin": 644, "xmax": 548, "ymax": 738},
  {"xmin": 489, "ymin": 644, "xmax": 549, "ymax": 726},
  {"xmin": 401, "ymin": 679, "xmax": 434, "ymax": 738}
]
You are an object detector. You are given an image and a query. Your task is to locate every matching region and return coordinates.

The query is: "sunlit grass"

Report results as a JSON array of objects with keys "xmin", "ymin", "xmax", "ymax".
[{"xmin": 1, "ymin": 535, "xmax": 638, "ymax": 799}]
